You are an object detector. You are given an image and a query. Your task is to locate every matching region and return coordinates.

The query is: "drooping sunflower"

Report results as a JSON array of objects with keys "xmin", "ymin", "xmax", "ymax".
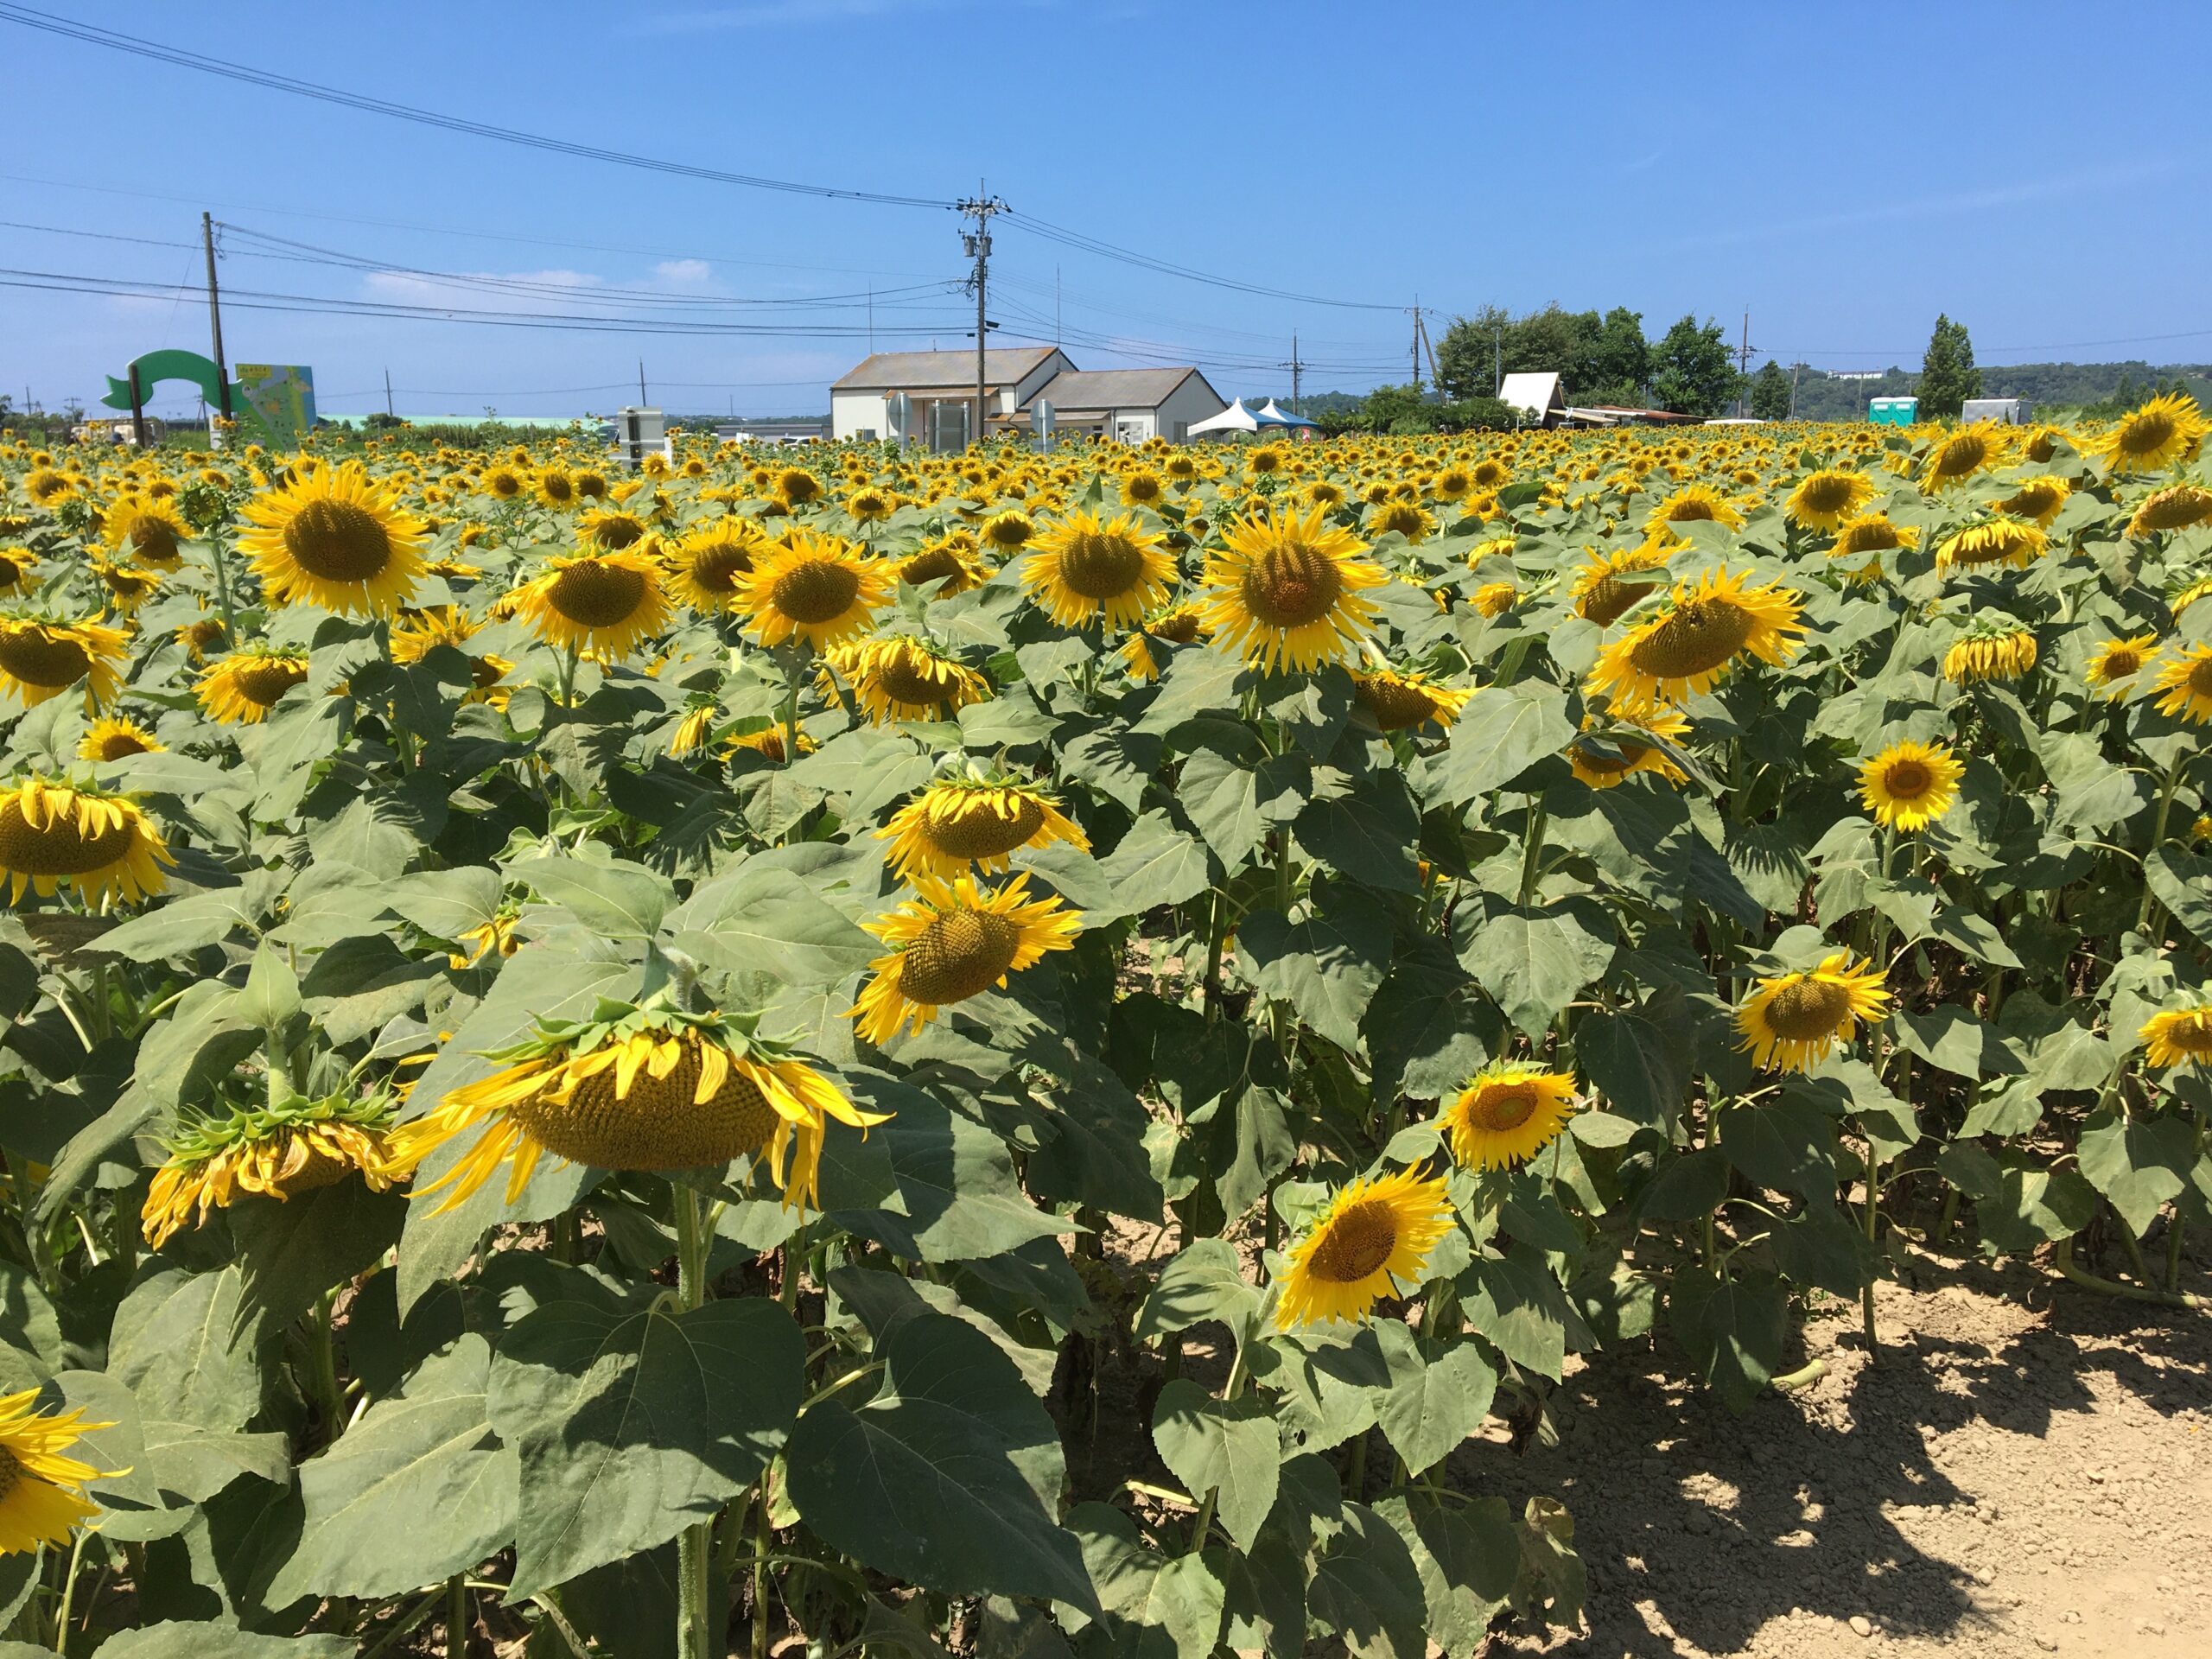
[
  {"xmin": 1920, "ymin": 423, "xmax": 2010, "ymax": 490},
  {"xmin": 1783, "ymin": 468, "xmax": 1874, "ymax": 531},
  {"xmin": 2151, "ymin": 643, "xmax": 2212, "ymax": 723},
  {"xmin": 1856, "ymin": 740, "xmax": 1963, "ymax": 830},
  {"xmin": 90, "ymin": 561, "xmax": 162, "ymax": 619},
  {"xmin": 850, "ymin": 873, "xmax": 1083, "ymax": 1046},
  {"xmin": 2085, "ymin": 634, "xmax": 2161, "ymax": 700},
  {"xmin": 534, "ymin": 466, "xmax": 580, "ymax": 512},
  {"xmin": 576, "ymin": 507, "xmax": 654, "ymax": 556},
  {"xmin": 0, "ymin": 778, "xmax": 172, "ymax": 906},
  {"xmin": 1470, "ymin": 579, "xmax": 1518, "ymax": 618},
  {"xmin": 237, "ymin": 461, "xmax": 428, "ymax": 616},
  {"xmin": 101, "ymin": 492, "xmax": 191, "ymax": 570},
  {"xmin": 877, "ymin": 776, "xmax": 1089, "ymax": 880},
  {"xmin": 2088, "ymin": 391, "xmax": 2208, "ymax": 474},
  {"xmin": 391, "ymin": 606, "xmax": 513, "ymax": 702},
  {"xmin": 1198, "ymin": 504, "xmax": 1386, "ymax": 674},
  {"xmin": 513, "ymin": 550, "xmax": 671, "ymax": 659},
  {"xmin": 197, "ymin": 646, "xmax": 311, "ymax": 725},
  {"xmin": 1645, "ymin": 482, "xmax": 1745, "ymax": 537},
  {"xmin": 1941, "ymin": 621, "xmax": 2037, "ymax": 686},
  {"xmin": 774, "ymin": 467, "xmax": 823, "ymax": 510},
  {"xmin": 1351, "ymin": 666, "xmax": 1471, "ymax": 733},
  {"xmin": 665, "ymin": 519, "xmax": 767, "ymax": 613},
  {"xmin": 1118, "ymin": 601, "xmax": 1208, "ymax": 682},
  {"xmin": 735, "ymin": 529, "xmax": 890, "ymax": 650},
  {"xmin": 1570, "ymin": 542, "xmax": 1670, "ymax": 626},
  {"xmin": 1585, "ymin": 566, "xmax": 1805, "ymax": 712},
  {"xmin": 1274, "ymin": 1166, "xmax": 1453, "ymax": 1330},
  {"xmin": 0, "ymin": 547, "xmax": 36, "ymax": 600},
  {"xmin": 0, "ymin": 616, "xmax": 129, "ymax": 709},
  {"xmin": 1567, "ymin": 708, "xmax": 1693, "ymax": 791},
  {"xmin": 78, "ymin": 716, "xmax": 163, "ymax": 762},
  {"xmin": 1995, "ymin": 476, "xmax": 2071, "ymax": 528},
  {"xmin": 2127, "ymin": 482, "xmax": 2212, "ymax": 537},
  {"xmin": 0, "ymin": 1389, "xmax": 124, "ymax": 1555},
  {"xmin": 1825, "ymin": 512, "xmax": 1916, "ymax": 579},
  {"xmin": 387, "ymin": 1004, "xmax": 880, "ymax": 1214},
  {"xmin": 897, "ymin": 530, "xmax": 989, "ymax": 596},
  {"xmin": 723, "ymin": 723, "xmax": 814, "ymax": 763},
  {"xmin": 823, "ymin": 635, "xmax": 991, "ymax": 723},
  {"xmin": 142, "ymin": 1090, "xmax": 405, "ymax": 1249},
  {"xmin": 1735, "ymin": 951, "xmax": 1890, "ymax": 1073},
  {"xmin": 1935, "ymin": 515, "xmax": 2046, "ymax": 571},
  {"xmin": 1443, "ymin": 1065, "xmax": 1576, "ymax": 1171},
  {"xmin": 1368, "ymin": 500, "xmax": 1436, "ymax": 543},
  {"xmin": 2139, "ymin": 1005, "xmax": 2212, "ymax": 1069},
  {"xmin": 1021, "ymin": 510, "xmax": 1177, "ymax": 632}
]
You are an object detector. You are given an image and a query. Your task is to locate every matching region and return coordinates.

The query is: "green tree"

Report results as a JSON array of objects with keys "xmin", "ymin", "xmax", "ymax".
[
  {"xmin": 1434, "ymin": 306, "xmax": 1513, "ymax": 400},
  {"xmin": 1648, "ymin": 315, "xmax": 1742, "ymax": 416},
  {"xmin": 1579, "ymin": 307, "xmax": 1649, "ymax": 404},
  {"xmin": 1749, "ymin": 361, "xmax": 1793, "ymax": 421},
  {"xmin": 1918, "ymin": 314, "xmax": 1982, "ymax": 420}
]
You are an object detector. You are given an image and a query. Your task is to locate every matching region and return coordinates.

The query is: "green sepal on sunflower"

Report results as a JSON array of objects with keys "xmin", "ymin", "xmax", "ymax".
[
  {"xmin": 386, "ymin": 997, "xmax": 884, "ymax": 1216},
  {"xmin": 875, "ymin": 757, "xmax": 1090, "ymax": 881},
  {"xmin": 143, "ymin": 1085, "xmax": 410, "ymax": 1249}
]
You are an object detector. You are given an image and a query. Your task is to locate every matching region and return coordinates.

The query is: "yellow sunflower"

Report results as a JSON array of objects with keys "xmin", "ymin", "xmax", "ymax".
[
  {"xmin": 101, "ymin": 492, "xmax": 192, "ymax": 570},
  {"xmin": 1369, "ymin": 500, "xmax": 1437, "ymax": 543},
  {"xmin": 1995, "ymin": 476, "xmax": 2070, "ymax": 528},
  {"xmin": 1920, "ymin": 423, "xmax": 2010, "ymax": 490},
  {"xmin": 2139, "ymin": 1006, "xmax": 2212, "ymax": 1069},
  {"xmin": 0, "ymin": 616, "xmax": 129, "ymax": 709},
  {"xmin": 774, "ymin": 467, "xmax": 823, "ymax": 510},
  {"xmin": 1118, "ymin": 601, "xmax": 1209, "ymax": 683},
  {"xmin": 877, "ymin": 777, "xmax": 1089, "ymax": 880},
  {"xmin": 513, "ymin": 550, "xmax": 671, "ymax": 659},
  {"xmin": 980, "ymin": 509, "xmax": 1038, "ymax": 555},
  {"xmin": 534, "ymin": 466, "xmax": 580, "ymax": 512},
  {"xmin": 735, "ymin": 529, "xmax": 890, "ymax": 650},
  {"xmin": 1198, "ymin": 504, "xmax": 1386, "ymax": 673},
  {"xmin": 2088, "ymin": 391, "xmax": 2208, "ymax": 474},
  {"xmin": 1826, "ymin": 512, "xmax": 1916, "ymax": 578},
  {"xmin": 575, "ymin": 507, "xmax": 654, "ymax": 556},
  {"xmin": 1568, "ymin": 708, "xmax": 1692, "ymax": 790},
  {"xmin": 823, "ymin": 635, "xmax": 991, "ymax": 723},
  {"xmin": 2086, "ymin": 634, "xmax": 2161, "ymax": 699},
  {"xmin": 0, "ymin": 1389, "xmax": 124, "ymax": 1555},
  {"xmin": 1585, "ymin": 566, "xmax": 1805, "ymax": 712},
  {"xmin": 1935, "ymin": 516, "xmax": 2046, "ymax": 571},
  {"xmin": 897, "ymin": 531, "xmax": 990, "ymax": 596},
  {"xmin": 2151, "ymin": 643, "xmax": 2212, "ymax": 723},
  {"xmin": 1645, "ymin": 482, "xmax": 1745, "ymax": 536},
  {"xmin": 1351, "ymin": 666, "xmax": 1471, "ymax": 733},
  {"xmin": 1735, "ymin": 951, "xmax": 1889, "ymax": 1072},
  {"xmin": 2127, "ymin": 483, "xmax": 2212, "ymax": 537},
  {"xmin": 1275, "ymin": 1166, "xmax": 1454, "ymax": 1329},
  {"xmin": 0, "ymin": 778, "xmax": 172, "ymax": 906},
  {"xmin": 1941, "ymin": 625, "xmax": 2037, "ymax": 686},
  {"xmin": 197, "ymin": 647, "xmax": 311, "ymax": 725},
  {"xmin": 1021, "ymin": 510, "xmax": 1177, "ymax": 632},
  {"xmin": 1856, "ymin": 740, "xmax": 1963, "ymax": 830},
  {"xmin": 387, "ymin": 1006, "xmax": 880, "ymax": 1214},
  {"xmin": 1570, "ymin": 542, "xmax": 1670, "ymax": 626},
  {"xmin": 666, "ymin": 519, "xmax": 767, "ymax": 613},
  {"xmin": 78, "ymin": 716, "xmax": 163, "ymax": 762},
  {"xmin": 850, "ymin": 874, "xmax": 1083, "ymax": 1046},
  {"xmin": 143, "ymin": 1090, "xmax": 405, "ymax": 1248},
  {"xmin": 391, "ymin": 607, "xmax": 513, "ymax": 702},
  {"xmin": 1470, "ymin": 580, "xmax": 1518, "ymax": 618},
  {"xmin": 237, "ymin": 461, "xmax": 428, "ymax": 616},
  {"xmin": 1443, "ymin": 1065, "xmax": 1576, "ymax": 1170},
  {"xmin": 91, "ymin": 561, "xmax": 162, "ymax": 619},
  {"xmin": 1783, "ymin": 468, "xmax": 1874, "ymax": 531}
]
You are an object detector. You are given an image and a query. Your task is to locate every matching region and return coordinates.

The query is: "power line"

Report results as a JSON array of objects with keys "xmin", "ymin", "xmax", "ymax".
[
  {"xmin": 999, "ymin": 209, "xmax": 1397, "ymax": 313},
  {"xmin": 0, "ymin": 3, "xmax": 952, "ymax": 210}
]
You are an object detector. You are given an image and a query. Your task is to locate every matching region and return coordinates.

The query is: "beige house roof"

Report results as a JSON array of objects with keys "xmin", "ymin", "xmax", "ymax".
[
  {"xmin": 831, "ymin": 347, "xmax": 1059, "ymax": 391},
  {"xmin": 1021, "ymin": 367, "xmax": 1211, "ymax": 411}
]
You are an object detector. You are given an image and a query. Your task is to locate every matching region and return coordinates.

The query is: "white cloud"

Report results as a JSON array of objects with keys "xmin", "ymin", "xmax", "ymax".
[{"xmin": 655, "ymin": 257, "xmax": 712, "ymax": 283}]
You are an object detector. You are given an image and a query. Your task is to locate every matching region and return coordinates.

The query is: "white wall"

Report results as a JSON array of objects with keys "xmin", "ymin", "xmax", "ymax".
[
  {"xmin": 1154, "ymin": 376, "xmax": 1228, "ymax": 444},
  {"xmin": 830, "ymin": 390, "xmax": 887, "ymax": 442}
]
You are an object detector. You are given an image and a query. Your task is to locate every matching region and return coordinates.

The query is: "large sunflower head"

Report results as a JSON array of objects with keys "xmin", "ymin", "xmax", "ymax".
[
  {"xmin": 734, "ymin": 528, "xmax": 890, "ymax": 651},
  {"xmin": 1571, "ymin": 542, "xmax": 1671, "ymax": 627},
  {"xmin": 143, "ymin": 1090, "xmax": 404, "ymax": 1249},
  {"xmin": 1921, "ymin": 423, "xmax": 2011, "ymax": 491},
  {"xmin": 1351, "ymin": 665, "xmax": 1471, "ymax": 734},
  {"xmin": 876, "ymin": 775, "xmax": 1089, "ymax": 882},
  {"xmin": 1198, "ymin": 504, "xmax": 1386, "ymax": 674},
  {"xmin": 1935, "ymin": 515, "xmax": 2046, "ymax": 572},
  {"xmin": 2152, "ymin": 643, "xmax": 2212, "ymax": 725},
  {"xmin": 391, "ymin": 606, "xmax": 512, "ymax": 702},
  {"xmin": 0, "ymin": 615, "xmax": 129, "ymax": 710},
  {"xmin": 896, "ymin": 530, "xmax": 989, "ymax": 597},
  {"xmin": 1826, "ymin": 513, "xmax": 1916, "ymax": 576},
  {"xmin": 197, "ymin": 645, "xmax": 312, "ymax": 725},
  {"xmin": 388, "ymin": 1004, "xmax": 881, "ymax": 1215},
  {"xmin": 1275, "ymin": 1166, "xmax": 1454, "ymax": 1329},
  {"xmin": 2140, "ymin": 1005, "xmax": 2212, "ymax": 1070},
  {"xmin": 1585, "ymin": 566, "xmax": 1806, "ymax": 713},
  {"xmin": 1940, "ymin": 619, "xmax": 2037, "ymax": 686},
  {"xmin": 101, "ymin": 492, "xmax": 192, "ymax": 570},
  {"xmin": 1368, "ymin": 500, "xmax": 1437, "ymax": 543},
  {"xmin": 2085, "ymin": 634, "xmax": 2161, "ymax": 701},
  {"xmin": 90, "ymin": 561, "xmax": 162, "ymax": 619},
  {"xmin": 1444, "ymin": 1065, "xmax": 1576, "ymax": 1171},
  {"xmin": 823, "ymin": 635, "xmax": 990, "ymax": 724},
  {"xmin": 666, "ymin": 519, "xmax": 768, "ymax": 613},
  {"xmin": 578, "ymin": 507, "xmax": 653, "ymax": 554},
  {"xmin": 1020, "ymin": 510, "xmax": 1177, "ymax": 632},
  {"xmin": 0, "ymin": 1389, "xmax": 124, "ymax": 1556},
  {"xmin": 1995, "ymin": 476, "xmax": 2070, "ymax": 528},
  {"xmin": 1783, "ymin": 468, "xmax": 1874, "ymax": 531},
  {"xmin": 1118, "ymin": 600, "xmax": 1209, "ymax": 683},
  {"xmin": 0, "ymin": 777, "xmax": 172, "ymax": 907},
  {"xmin": 850, "ymin": 873, "xmax": 1083, "ymax": 1046},
  {"xmin": 2128, "ymin": 483, "xmax": 2212, "ymax": 538},
  {"xmin": 1735, "ymin": 950, "xmax": 1889, "ymax": 1072},
  {"xmin": 237, "ymin": 461, "xmax": 428, "ymax": 616},
  {"xmin": 1644, "ymin": 482, "xmax": 1745, "ymax": 537},
  {"xmin": 534, "ymin": 465, "xmax": 580, "ymax": 511},
  {"xmin": 78, "ymin": 715, "xmax": 163, "ymax": 763},
  {"xmin": 1567, "ymin": 708, "xmax": 1692, "ymax": 791},
  {"xmin": 1855, "ymin": 739, "xmax": 1963, "ymax": 831},
  {"xmin": 515, "ymin": 549, "xmax": 671, "ymax": 660},
  {"xmin": 2089, "ymin": 391, "xmax": 2209, "ymax": 474}
]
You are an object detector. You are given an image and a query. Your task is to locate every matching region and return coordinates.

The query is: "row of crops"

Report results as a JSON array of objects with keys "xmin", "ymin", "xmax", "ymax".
[{"xmin": 0, "ymin": 396, "xmax": 2204, "ymax": 1656}]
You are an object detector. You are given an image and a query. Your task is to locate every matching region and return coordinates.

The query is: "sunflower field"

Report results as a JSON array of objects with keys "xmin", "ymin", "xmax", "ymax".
[{"xmin": 0, "ymin": 391, "xmax": 2206, "ymax": 1657}]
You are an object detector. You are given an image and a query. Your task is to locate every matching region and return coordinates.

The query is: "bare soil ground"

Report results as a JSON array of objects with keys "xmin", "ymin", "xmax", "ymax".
[{"xmin": 1471, "ymin": 1243, "xmax": 2212, "ymax": 1659}]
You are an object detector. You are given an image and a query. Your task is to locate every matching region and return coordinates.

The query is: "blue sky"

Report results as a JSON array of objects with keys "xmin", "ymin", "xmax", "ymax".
[{"xmin": 4, "ymin": 0, "xmax": 2209, "ymax": 420}]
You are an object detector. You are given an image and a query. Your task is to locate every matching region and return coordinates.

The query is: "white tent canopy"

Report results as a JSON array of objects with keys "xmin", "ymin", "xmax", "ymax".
[
  {"xmin": 1255, "ymin": 399, "xmax": 1318, "ymax": 428},
  {"xmin": 1187, "ymin": 397, "xmax": 1261, "ymax": 435}
]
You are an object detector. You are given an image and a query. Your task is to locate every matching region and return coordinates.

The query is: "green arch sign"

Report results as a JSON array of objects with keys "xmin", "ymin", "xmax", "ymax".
[{"xmin": 99, "ymin": 350, "xmax": 316, "ymax": 446}]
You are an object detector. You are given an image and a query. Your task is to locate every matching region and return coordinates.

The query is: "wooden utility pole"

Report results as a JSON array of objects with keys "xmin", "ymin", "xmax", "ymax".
[
  {"xmin": 638, "ymin": 360, "xmax": 648, "ymax": 404},
  {"xmin": 1408, "ymin": 296, "xmax": 1422, "ymax": 392},
  {"xmin": 201, "ymin": 212, "xmax": 232, "ymax": 432},
  {"xmin": 1737, "ymin": 308, "xmax": 1753, "ymax": 418},
  {"xmin": 385, "ymin": 368, "xmax": 395, "ymax": 418},
  {"xmin": 127, "ymin": 361, "xmax": 148, "ymax": 448},
  {"xmin": 1280, "ymin": 333, "xmax": 1304, "ymax": 414},
  {"xmin": 956, "ymin": 185, "xmax": 1005, "ymax": 450}
]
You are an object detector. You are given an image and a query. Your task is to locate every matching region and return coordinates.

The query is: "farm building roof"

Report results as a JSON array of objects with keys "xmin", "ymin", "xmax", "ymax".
[{"xmin": 831, "ymin": 347, "xmax": 1059, "ymax": 391}]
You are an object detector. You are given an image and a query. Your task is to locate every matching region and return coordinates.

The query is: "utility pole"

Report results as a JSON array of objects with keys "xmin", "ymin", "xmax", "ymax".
[
  {"xmin": 639, "ymin": 360, "xmax": 648, "ymax": 405},
  {"xmin": 1789, "ymin": 361, "xmax": 1801, "ymax": 419},
  {"xmin": 956, "ymin": 184, "xmax": 1006, "ymax": 450},
  {"xmin": 200, "ymin": 212, "xmax": 232, "ymax": 435},
  {"xmin": 384, "ymin": 368, "xmax": 395, "ymax": 419},
  {"xmin": 1408, "ymin": 296, "xmax": 1422, "ymax": 392},
  {"xmin": 1495, "ymin": 321, "xmax": 1503, "ymax": 396},
  {"xmin": 1737, "ymin": 308, "xmax": 1752, "ymax": 418},
  {"xmin": 868, "ymin": 286, "xmax": 874, "ymax": 356},
  {"xmin": 1284, "ymin": 333, "xmax": 1304, "ymax": 415},
  {"xmin": 1416, "ymin": 312, "xmax": 1441, "ymax": 391}
]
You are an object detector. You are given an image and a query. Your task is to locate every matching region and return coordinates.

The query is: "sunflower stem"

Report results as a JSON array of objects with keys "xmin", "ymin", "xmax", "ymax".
[
  {"xmin": 207, "ymin": 531, "xmax": 238, "ymax": 641},
  {"xmin": 1201, "ymin": 887, "xmax": 1228, "ymax": 1021},
  {"xmin": 1184, "ymin": 1332, "xmax": 1254, "ymax": 1556},
  {"xmin": 50, "ymin": 1526, "xmax": 89, "ymax": 1651},
  {"xmin": 1517, "ymin": 796, "xmax": 1548, "ymax": 907},
  {"xmin": 446, "ymin": 1573, "xmax": 468, "ymax": 1659},
  {"xmin": 673, "ymin": 1183, "xmax": 715, "ymax": 1659},
  {"xmin": 309, "ymin": 1287, "xmax": 344, "ymax": 1442},
  {"xmin": 1859, "ymin": 1141, "xmax": 1881, "ymax": 1363},
  {"xmin": 753, "ymin": 1478, "xmax": 774, "ymax": 1659},
  {"xmin": 2134, "ymin": 751, "xmax": 2188, "ymax": 937}
]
